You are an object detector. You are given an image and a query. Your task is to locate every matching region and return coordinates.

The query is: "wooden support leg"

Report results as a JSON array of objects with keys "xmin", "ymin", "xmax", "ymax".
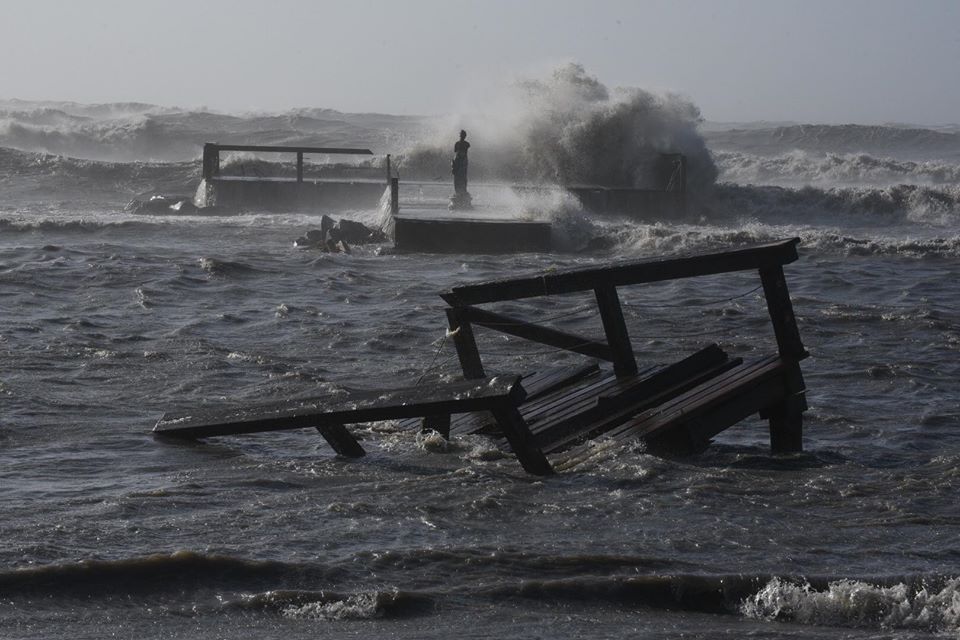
[
  {"xmin": 316, "ymin": 424, "xmax": 365, "ymax": 458},
  {"xmin": 490, "ymin": 403, "xmax": 553, "ymax": 476},
  {"xmin": 446, "ymin": 307, "xmax": 485, "ymax": 379},
  {"xmin": 594, "ymin": 285, "xmax": 638, "ymax": 376},
  {"xmin": 768, "ymin": 364, "xmax": 806, "ymax": 453},
  {"xmin": 768, "ymin": 401, "xmax": 803, "ymax": 453},
  {"xmin": 421, "ymin": 414, "xmax": 451, "ymax": 439}
]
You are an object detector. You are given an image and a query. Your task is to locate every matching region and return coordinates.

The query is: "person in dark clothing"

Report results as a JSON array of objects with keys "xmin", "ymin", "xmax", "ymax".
[{"xmin": 450, "ymin": 130, "xmax": 472, "ymax": 209}]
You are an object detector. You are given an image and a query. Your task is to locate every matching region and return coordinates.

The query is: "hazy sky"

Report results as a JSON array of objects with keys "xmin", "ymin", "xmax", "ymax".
[{"xmin": 3, "ymin": 0, "xmax": 958, "ymax": 124}]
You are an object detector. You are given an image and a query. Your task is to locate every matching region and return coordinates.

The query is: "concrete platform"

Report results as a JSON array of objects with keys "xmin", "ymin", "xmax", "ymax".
[{"xmin": 393, "ymin": 206, "xmax": 551, "ymax": 253}]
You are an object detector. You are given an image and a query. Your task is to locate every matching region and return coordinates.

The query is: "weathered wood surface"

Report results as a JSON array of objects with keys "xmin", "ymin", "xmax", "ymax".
[
  {"xmin": 207, "ymin": 144, "xmax": 374, "ymax": 155},
  {"xmin": 441, "ymin": 238, "xmax": 800, "ymax": 305},
  {"xmin": 529, "ymin": 347, "xmax": 739, "ymax": 454},
  {"xmin": 594, "ymin": 284, "xmax": 638, "ymax": 376},
  {"xmin": 606, "ymin": 355, "xmax": 787, "ymax": 446},
  {"xmin": 460, "ymin": 305, "xmax": 614, "ymax": 362},
  {"xmin": 401, "ymin": 363, "xmax": 601, "ymax": 437},
  {"xmin": 154, "ymin": 374, "xmax": 525, "ymax": 440}
]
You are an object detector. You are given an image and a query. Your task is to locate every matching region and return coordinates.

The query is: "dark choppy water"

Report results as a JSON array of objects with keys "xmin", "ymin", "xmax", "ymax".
[{"xmin": 1, "ymin": 101, "xmax": 959, "ymax": 639}]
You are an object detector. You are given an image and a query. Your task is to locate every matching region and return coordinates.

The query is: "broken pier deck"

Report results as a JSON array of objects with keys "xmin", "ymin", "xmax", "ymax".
[{"xmin": 154, "ymin": 238, "xmax": 808, "ymax": 474}]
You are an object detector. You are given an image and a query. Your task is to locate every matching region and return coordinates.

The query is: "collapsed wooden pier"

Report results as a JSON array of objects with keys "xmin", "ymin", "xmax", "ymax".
[{"xmin": 154, "ymin": 238, "xmax": 808, "ymax": 474}]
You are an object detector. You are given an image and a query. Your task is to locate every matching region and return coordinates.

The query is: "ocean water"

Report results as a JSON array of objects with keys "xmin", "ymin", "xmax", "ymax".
[{"xmin": 1, "ymin": 101, "xmax": 959, "ymax": 639}]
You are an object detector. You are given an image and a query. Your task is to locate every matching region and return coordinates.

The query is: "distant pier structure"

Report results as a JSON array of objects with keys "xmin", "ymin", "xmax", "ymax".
[
  {"xmin": 194, "ymin": 142, "xmax": 688, "ymax": 253},
  {"xmin": 198, "ymin": 143, "xmax": 388, "ymax": 211}
]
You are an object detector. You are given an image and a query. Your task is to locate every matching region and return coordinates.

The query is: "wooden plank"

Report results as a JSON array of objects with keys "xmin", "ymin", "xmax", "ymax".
[
  {"xmin": 594, "ymin": 285, "xmax": 637, "ymax": 376},
  {"xmin": 154, "ymin": 374, "xmax": 524, "ymax": 439},
  {"xmin": 610, "ymin": 356, "xmax": 785, "ymax": 442},
  {"xmin": 530, "ymin": 348, "xmax": 738, "ymax": 453},
  {"xmin": 463, "ymin": 305, "xmax": 614, "ymax": 362},
  {"xmin": 670, "ymin": 376, "xmax": 785, "ymax": 452},
  {"xmin": 489, "ymin": 402, "xmax": 553, "ymax": 475},
  {"xmin": 537, "ymin": 359, "xmax": 741, "ymax": 454},
  {"xmin": 521, "ymin": 363, "xmax": 600, "ymax": 400},
  {"xmin": 759, "ymin": 265, "xmax": 807, "ymax": 361},
  {"xmin": 554, "ymin": 356, "xmax": 788, "ymax": 468},
  {"xmin": 441, "ymin": 239, "xmax": 801, "ymax": 305},
  {"xmin": 316, "ymin": 425, "xmax": 365, "ymax": 457},
  {"xmin": 397, "ymin": 364, "xmax": 602, "ymax": 437},
  {"xmin": 211, "ymin": 144, "xmax": 374, "ymax": 155}
]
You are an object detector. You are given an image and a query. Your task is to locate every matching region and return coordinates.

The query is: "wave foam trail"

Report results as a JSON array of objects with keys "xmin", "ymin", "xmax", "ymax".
[
  {"xmin": 399, "ymin": 63, "xmax": 717, "ymax": 191},
  {"xmin": 741, "ymin": 577, "xmax": 960, "ymax": 632},
  {"xmin": 716, "ymin": 150, "xmax": 960, "ymax": 186},
  {"xmin": 712, "ymin": 183, "xmax": 960, "ymax": 226}
]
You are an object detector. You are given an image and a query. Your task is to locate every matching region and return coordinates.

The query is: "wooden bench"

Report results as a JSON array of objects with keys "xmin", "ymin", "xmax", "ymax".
[
  {"xmin": 556, "ymin": 355, "xmax": 803, "ymax": 468},
  {"xmin": 438, "ymin": 238, "xmax": 810, "ymax": 471},
  {"xmin": 153, "ymin": 238, "xmax": 809, "ymax": 476}
]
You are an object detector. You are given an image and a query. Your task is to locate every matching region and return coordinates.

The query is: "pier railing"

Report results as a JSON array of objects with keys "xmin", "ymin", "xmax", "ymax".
[
  {"xmin": 440, "ymin": 238, "xmax": 807, "ymax": 379},
  {"xmin": 201, "ymin": 143, "xmax": 378, "ymax": 183}
]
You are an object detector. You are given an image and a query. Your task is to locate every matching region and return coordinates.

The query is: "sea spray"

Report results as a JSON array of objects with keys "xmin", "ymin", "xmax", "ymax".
[{"xmin": 398, "ymin": 63, "xmax": 717, "ymax": 191}]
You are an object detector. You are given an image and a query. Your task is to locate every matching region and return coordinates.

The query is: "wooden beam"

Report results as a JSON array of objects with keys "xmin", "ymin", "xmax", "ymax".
[
  {"xmin": 207, "ymin": 143, "xmax": 374, "ymax": 155},
  {"xmin": 759, "ymin": 265, "xmax": 807, "ymax": 361},
  {"xmin": 296, "ymin": 152, "xmax": 304, "ymax": 183},
  {"xmin": 440, "ymin": 239, "xmax": 801, "ymax": 305},
  {"xmin": 446, "ymin": 307, "xmax": 485, "ymax": 379},
  {"xmin": 154, "ymin": 375, "xmax": 525, "ymax": 439},
  {"xmin": 594, "ymin": 285, "xmax": 637, "ymax": 376},
  {"xmin": 490, "ymin": 402, "xmax": 553, "ymax": 475},
  {"xmin": 461, "ymin": 305, "xmax": 614, "ymax": 362},
  {"xmin": 316, "ymin": 424, "xmax": 365, "ymax": 457}
]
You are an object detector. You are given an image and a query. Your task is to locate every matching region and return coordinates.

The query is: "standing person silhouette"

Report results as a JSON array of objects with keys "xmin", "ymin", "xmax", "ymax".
[{"xmin": 450, "ymin": 130, "xmax": 472, "ymax": 209}]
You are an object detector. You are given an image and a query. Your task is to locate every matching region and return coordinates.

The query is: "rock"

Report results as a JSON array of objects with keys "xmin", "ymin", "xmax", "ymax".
[
  {"xmin": 170, "ymin": 200, "xmax": 198, "ymax": 214},
  {"xmin": 294, "ymin": 217, "xmax": 386, "ymax": 250},
  {"xmin": 334, "ymin": 219, "xmax": 375, "ymax": 244}
]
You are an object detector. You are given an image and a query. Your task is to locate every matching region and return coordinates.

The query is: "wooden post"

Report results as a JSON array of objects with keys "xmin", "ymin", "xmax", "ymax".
[
  {"xmin": 390, "ymin": 177, "xmax": 399, "ymax": 215},
  {"xmin": 296, "ymin": 152, "xmax": 304, "ymax": 183},
  {"xmin": 421, "ymin": 414, "xmax": 451, "ymax": 439},
  {"xmin": 594, "ymin": 285, "xmax": 638, "ymax": 376},
  {"xmin": 759, "ymin": 266, "xmax": 806, "ymax": 361},
  {"xmin": 202, "ymin": 143, "xmax": 217, "ymax": 181},
  {"xmin": 446, "ymin": 307, "xmax": 485, "ymax": 379},
  {"xmin": 490, "ymin": 403, "xmax": 553, "ymax": 475},
  {"xmin": 385, "ymin": 154, "xmax": 392, "ymax": 184},
  {"xmin": 315, "ymin": 424, "xmax": 365, "ymax": 457},
  {"xmin": 759, "ymin": 265, "xmax": 807, "ymax": 453}
]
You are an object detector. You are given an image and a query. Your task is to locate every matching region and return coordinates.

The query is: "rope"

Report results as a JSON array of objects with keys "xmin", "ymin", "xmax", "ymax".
[{"xmin": 415, "ymin": 331, "xmax": 448, "ymax": 386}]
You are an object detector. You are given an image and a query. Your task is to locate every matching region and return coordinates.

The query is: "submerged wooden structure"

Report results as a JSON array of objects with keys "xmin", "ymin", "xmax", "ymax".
[{"xmin": 155, "ymin": 239, "xmax": 808, "ymax": 474}]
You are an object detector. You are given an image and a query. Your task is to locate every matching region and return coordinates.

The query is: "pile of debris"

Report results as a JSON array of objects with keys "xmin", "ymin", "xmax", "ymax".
[{"xmin": 294, "ymin": 215, "xmax": 388, "ymax": 254}]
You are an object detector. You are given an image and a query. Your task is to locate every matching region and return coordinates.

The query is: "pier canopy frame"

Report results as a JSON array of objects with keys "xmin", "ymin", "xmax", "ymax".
[{"xmin": 201, "ymin": 142, "xmax": 379, "ymax": 183}]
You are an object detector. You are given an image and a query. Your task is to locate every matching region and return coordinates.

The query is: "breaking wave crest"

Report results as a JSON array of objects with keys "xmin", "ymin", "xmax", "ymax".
[
  {"xmin": 712, "ymin": 183, "xmax": 960, "ymax": 225},
  {"xmin": 716, "ymin": 150, "xmax": 960, "ymax": 186},
  {"xmin": 707, "ymin": 123, "xmax": 960, "ymax": 159},
  {"xmin": 227, "ymin": 588, "xmax": 435, "ymax": 620},
  {"xmin": 399, "ymin": 63, "xmax": 717, "ymax": 191},
  {"xmin": 0, "ymin": 145, "xmax": 198, "ymax": 198},
  {"xmin": 742, "ymin": 576, "xmax": 960, "ymax": 633}
]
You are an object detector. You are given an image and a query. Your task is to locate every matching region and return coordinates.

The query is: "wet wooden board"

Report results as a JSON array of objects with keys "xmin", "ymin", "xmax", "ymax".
[
  {"xmin": 554, "ymin": 355, "xmax": 790, "ymax": 468},
  {"xmin": 155, "ymin": 374, "xmax": 525, "ymax": 446}
]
